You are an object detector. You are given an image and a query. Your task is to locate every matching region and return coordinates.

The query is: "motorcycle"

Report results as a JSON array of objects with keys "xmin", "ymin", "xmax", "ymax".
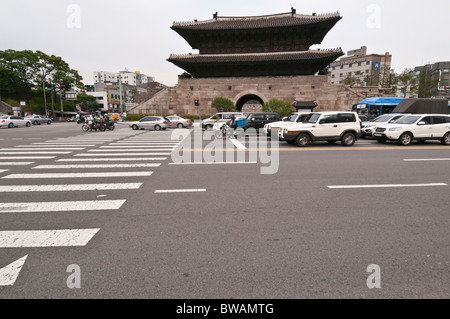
[{"xmin": 82, "ymin": 120, "xmax": 106, "ymax": 132}]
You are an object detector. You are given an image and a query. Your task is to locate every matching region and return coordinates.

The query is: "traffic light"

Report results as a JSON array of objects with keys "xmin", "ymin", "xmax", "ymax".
[{"xmin": 194, "ymin": 99, "xmax": 200, "ymax": 107}]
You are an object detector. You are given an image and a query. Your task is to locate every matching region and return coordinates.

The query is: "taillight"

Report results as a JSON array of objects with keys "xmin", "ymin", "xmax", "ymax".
[
  {"xmin": 1, "ymin": 120, "xmax": 4, "ymax": 123},
  {"xmin": 163, "ymin": 121, "xmax": 167, "ymax": 124}
]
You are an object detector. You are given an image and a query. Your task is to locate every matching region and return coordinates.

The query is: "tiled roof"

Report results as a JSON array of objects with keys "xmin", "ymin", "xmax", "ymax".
[
  {"xmin": 172, "ymin": 12, "xmax": 341, "ymax": 30},
  {"xmin": 168, "ymin": 49, "xmax": 343, "ymax": 63}
]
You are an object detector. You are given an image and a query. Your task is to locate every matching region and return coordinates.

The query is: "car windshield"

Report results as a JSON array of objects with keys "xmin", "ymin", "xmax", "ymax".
[
  {"xmin": 304, "ymin": 113, "xmax": 321, "ymax": 124},
  {"xmin": 373, "ymin": 115, "xmax": 394, "ymax": 123},
  {"xmin": 394, "ymin": 116, "xmax": 421, "ymax": 125}
]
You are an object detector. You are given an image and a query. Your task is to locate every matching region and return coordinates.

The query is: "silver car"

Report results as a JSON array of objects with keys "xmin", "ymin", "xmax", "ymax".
[
  {"xmin": 0, "ymin": 115, "xmax": 31, "ymax": 128},
  {"xmin": 361, "ymin": 113, "xmax": 406, "ymax": 138},
  {"xmin": 166, "ymin": 115, "xmax": 193, "ymax": 129},
  {"xmin": 129, "ymin": 116, "xmax": 169, "ymax": 131},
  {"xmin": 24, "ymin": 114, "xmax": 52, "ymax": 125}
]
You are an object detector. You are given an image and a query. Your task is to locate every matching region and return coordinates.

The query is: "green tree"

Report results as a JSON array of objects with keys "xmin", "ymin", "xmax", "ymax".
[
  {"xmin": 263, "ymin": 99, "xmax": 294, "ymax": 117},
  {"xmin": 211, "ymin": 97, "xmax": 235, "ymax": 112},
  {"xmin": 342, "ymin": 74, "xmax": 357, "ymax": 86},
  {"xmin": 418, "ymin": 70, "xmax": 439, "ymax": 98},
  {"xmin": 396, "ymin": 68, "xmax": 418, "ymax": 98},
  {"xmin": 0, "ymin": 50, "xmax": 39, "ymax": 101}
]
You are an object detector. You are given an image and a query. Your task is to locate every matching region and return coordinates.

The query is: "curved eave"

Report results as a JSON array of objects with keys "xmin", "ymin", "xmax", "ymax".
[
  {"xmin": 167, "ymin": 50, "xmax": 344, "ymax": 77},
  {"xmin": 171, "ymin": 16, "xmax": 342, "ymax": 50}
]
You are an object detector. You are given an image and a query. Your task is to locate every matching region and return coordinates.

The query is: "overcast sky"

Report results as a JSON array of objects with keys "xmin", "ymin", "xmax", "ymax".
[{"xmin": 1, "ymin": 0, "xmax": 449, "ymax": 87}]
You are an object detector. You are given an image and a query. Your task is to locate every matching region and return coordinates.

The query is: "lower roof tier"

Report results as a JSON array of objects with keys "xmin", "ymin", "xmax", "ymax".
[{"xmin": 168, "ymin": 49, "xmax": 343, "ymax": 77}]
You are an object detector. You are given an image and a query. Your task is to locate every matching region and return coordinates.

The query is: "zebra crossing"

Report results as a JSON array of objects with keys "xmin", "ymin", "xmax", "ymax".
[{"xmin": 0, "ymin": 127, "xmax": 184, "ymax": 286}]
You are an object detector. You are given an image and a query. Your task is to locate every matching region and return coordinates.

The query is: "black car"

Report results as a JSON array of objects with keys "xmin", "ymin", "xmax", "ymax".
[{"xmin": 242, "ymin": 112, "xmax": 281, "ymax": 133}]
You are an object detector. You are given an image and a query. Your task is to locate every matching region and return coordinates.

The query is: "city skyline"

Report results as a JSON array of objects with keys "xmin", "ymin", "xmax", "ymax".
[{"xmin": 1, "ymin": 0, "xmax": 449, "ymax": 87}]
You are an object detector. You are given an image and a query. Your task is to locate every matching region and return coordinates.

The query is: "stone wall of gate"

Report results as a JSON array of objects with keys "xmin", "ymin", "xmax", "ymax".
[{"xmin": 128, "ymin": 75, "xmax": 389, "ymax": 116}]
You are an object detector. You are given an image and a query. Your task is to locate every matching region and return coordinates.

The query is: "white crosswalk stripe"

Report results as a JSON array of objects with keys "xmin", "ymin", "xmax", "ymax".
[
  {"xmin": 0, "ymin": 200, "xmax": 126, "ymax": 213},
  {"xmin": 0, "ymin": 229, "xmax": 100, "ymax": 247},
  {"xmin": 2, "ymin": 171, "xmax": 154, "ymax": 179},
  {"xmin": 0, "ymin": 183, "xmax": 142, "ymax": 192}
]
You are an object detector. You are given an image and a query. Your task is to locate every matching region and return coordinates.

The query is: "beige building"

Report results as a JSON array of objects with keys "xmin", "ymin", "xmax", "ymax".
[{"xmin": 329, "ymin": 46, "xmax": 392, "ymax": 87}]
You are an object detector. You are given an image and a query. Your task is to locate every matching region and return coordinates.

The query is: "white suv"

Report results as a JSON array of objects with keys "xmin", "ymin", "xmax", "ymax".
[
  {"xmin": 281, "ymin": 112, "xmax": 361, "ymax": 147},
  {"xmin": 202, "ymin": 112, "xmax": 244, "ymax": 130},
  {"xmin": 373, "ymin": 114, "xmax": 450, "ymax": 145},
  {"xmin": 263, "ymin": 112, "xmax": 311, "ymax": 138}
]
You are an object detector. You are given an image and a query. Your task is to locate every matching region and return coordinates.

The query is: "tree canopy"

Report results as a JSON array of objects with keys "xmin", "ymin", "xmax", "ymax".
[
  {"xmin": 211, "ymin": 97, "xmax": 235, "ymax": 112},
  {"xmin": 263, "ymin": 99, "xmax": 294, "ymax": 117},
  {"xmin": 0, "ymin": 50, "xmax": 83, "ymax": 101}
]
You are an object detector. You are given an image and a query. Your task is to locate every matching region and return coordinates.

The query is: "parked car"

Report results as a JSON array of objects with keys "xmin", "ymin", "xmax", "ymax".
[
  {"xmin": 129, "ymin": 116, "xmax": 169, "ymax": 131},
  {"xmin": 67, "ymin": 116, "xmax": 77, "ymax": 122},
  {"xmin": 0, "ymin": 115, "xmax": 31, "ymax": 128},
  {"xmin": 166, "ymin": 115, "xmax": 193, "ymax": 129},
  {"xmin": 360, "ymin": 113, "xmax": 407, "ymax": 138},
  {"xmin": 242, "ymin": 112, "xmax": 281, "ymax": 133},
  {"xmin": 24, "ymin": 114, "xmax": 52, "ymax": 125},
  {"xmin": 202, "ymin": 112, "xmax": 244, "ymax": 130},
  {"xmin": 281, "ymin": 111, "xmax": 361, "ymax": 147},
  {"xmin": 263, "ymin": 112, "xmax": 312, "ymax": 137},
  {"xmin": 373, "ymin": 114, "xmax": 450, "ymax": 145}
]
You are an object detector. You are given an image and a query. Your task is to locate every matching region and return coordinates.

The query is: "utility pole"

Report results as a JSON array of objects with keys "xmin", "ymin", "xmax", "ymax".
[
  {"xmin": 119, "ymin": 74, "xmax": 124, "ymax": 120},
  {"xmin": 42, "ymin": 81, "xmax": 48, "ymax": 116}
]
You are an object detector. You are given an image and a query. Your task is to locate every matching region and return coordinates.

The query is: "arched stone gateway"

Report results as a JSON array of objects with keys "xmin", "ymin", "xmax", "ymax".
[{"xmin": 234, "ymin": 91, "xmax": 267, "ymax": 112}]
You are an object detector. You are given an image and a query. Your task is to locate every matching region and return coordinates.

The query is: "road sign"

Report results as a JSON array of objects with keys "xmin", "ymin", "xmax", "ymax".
[{"xmin": 55, "ymin": 82, "xmax": 61, "ymax": 89}]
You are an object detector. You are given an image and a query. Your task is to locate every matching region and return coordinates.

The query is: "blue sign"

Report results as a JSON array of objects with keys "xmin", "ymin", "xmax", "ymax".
[{"xmin": 373, "ymin": 61, "xmax": 381, "ymax": 71}]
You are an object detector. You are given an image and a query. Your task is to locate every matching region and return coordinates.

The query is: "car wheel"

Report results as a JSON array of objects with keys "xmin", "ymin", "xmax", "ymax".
[
  {"xmin": 132, "ymin": 125, "xmax": 139, "ymax": 130},
  {"xmin": 33, "ymin": 121, "xmax": 38, "ymax": 125},
  {"xmin": 398, "ymin": 132, "xmax": 413, "ymax": 146},
  {"xmin": 341, "ymin": 133, "xmax": 356, "ymax": 147},
  {"xmin": 441, "ymin": 132, "xmax": 450, "ymax": 145},
  {"xmin": 26, "ymin": 122, "xmax": 31, "ymax": 127},
  {"xmin": 47, "ymin": 121, "xmax": 51, "ymax": 125},
  {"xmin": 8, "ymin": 123, "xmax": 14, "ymax": 128},
  {"xmin": 154, "ymin": 125, "xmax": 162, "ymax": 131},
  {"xmin": 177, "ymin": 123, "xmax": 184, "ymax": 129},
  {"xmin": 295, "ymin": 133, "xmax": 310, "ymax": 147}
]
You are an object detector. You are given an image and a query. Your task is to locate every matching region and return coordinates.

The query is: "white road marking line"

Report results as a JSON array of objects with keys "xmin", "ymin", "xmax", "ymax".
[
  {"xmin": 169, "ymin": 161, "xmax": 258, "ymax": 165},
  {"xmin": 229, "ymin": 139, "xmax": 247, "ymax": 150},
  {"xmin": 0, "ymin": 200, "xmax": 125, "ymax": 213},
  {"xmin": 2, "ymin": 172, "xmax": 154, "ymax": 179},
  {"xmin": 0, "ymin": 183, "xmax": 142, "ymax": 192},
  {"xmin": 74, "ymin": 153, "xmax": 171, "ymax": 157},
  {"xmin": 0, "ymin": 255, "xmax": 28, "ymax": 286},
  {"xmin": 327, "ymin": 183, "xmax": 448, "ymax": 189},
  {"xmin": 0, "ymin": 156, "xmax": 55, "ymax": 160},
  {"xmin": 404, "ymin": 158, "xmax": 450, "ymax": 161},
  {"xmin": 0, "ymin": 162, "xmax": 34, "ymax": 166},
  {"xmin": 0, "ymin": 151, "xmax": 71, "ymax": 155},
  {"xmin": 0, "ymin": 169, "xmax": 9, "ymax": 174},
  {"xmin": 154, "ymin": 189, "xmax": 206, "ymax": 193},
  {"xmin": 101, "ymin": 145, "xmax": 179, "ymax": 148},
  {"xmin": 0, "ymin": 148, "xmax": 84, "ymax": 151},
  {"xmin": 0, "ymin": 229, "xmax": 100, "ymax": 248},
  {"xmin": 57, "ymin": 157, "xmax": 167, "ymax": 162},
  {"xmin": 33, "ymin": 164, "xmax": 161, "ymax": 169},
  {"xmin": 88, "ymin": 149, "xmax": 174, "ymax": 152}
]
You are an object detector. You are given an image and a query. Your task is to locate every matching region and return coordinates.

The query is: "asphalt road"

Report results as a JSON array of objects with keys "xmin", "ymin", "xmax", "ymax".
[{"xmin": 0, "ymin": 122, "xmax": 449, "ymax": 299}]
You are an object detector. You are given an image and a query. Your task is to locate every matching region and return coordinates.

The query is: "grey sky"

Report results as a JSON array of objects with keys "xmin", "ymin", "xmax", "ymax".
[{"xmin": 1, "ymin": 0, "xmax": 449, "ymax": 87}]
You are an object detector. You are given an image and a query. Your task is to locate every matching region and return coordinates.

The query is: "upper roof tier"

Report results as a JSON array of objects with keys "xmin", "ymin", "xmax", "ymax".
[
  {"xmin": 171, "ymin": 10, "xmax": 342, "ymax": 50},
  {"xmin": 172, "ymin": 11, "xmax": 341, "ymax": 30}
]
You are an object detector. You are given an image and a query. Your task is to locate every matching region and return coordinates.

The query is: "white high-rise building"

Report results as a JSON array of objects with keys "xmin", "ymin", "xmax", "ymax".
[{"xmin": 93, "ymin": 70, "xmax": 155, "ymax": 86}]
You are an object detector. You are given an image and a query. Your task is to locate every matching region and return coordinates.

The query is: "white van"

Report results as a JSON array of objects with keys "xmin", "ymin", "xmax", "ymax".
[{"xmin": 201, "ymin": 112, "xmax": 244, "ymax": 130}]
